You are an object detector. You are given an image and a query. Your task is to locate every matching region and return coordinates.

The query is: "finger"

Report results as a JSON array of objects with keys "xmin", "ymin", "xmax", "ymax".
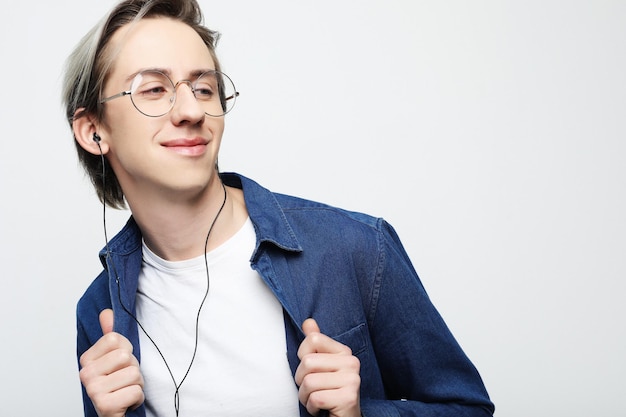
[
  {"xmin": 302, "ymin": 318, "xmax": 321, "ymax": 336},
  {"xmin": 295, "ymin": 350, "xmax": 360, "ymax": 386},
  {"xmin": 80, "ymin": 345, "xmax": 140, "ymax": 382},
  {"xmin": 80, "ymin": 348, "xmax": 144, "ymax": 417},
  {"xmin": 83, "ymin": 359, "xmax": 144, "ymax": 395},
  {"xmin": 90, "ymin": 382, "xmax": 145, "ymax": 417},
  {"xmin": 298, "ymin": 371, "xmax": 361, "ymax": 417},
  {"xmin": 298, "ymin": 318, "xmax": 322, "ymax": 359},
  {"xmin": 299, "ymin": 351, "xmax": 360, "ymax": 374},
  {"xmin": 298, "ymin": 332, "xmax": 352, "ymax": 359},
  {"xmin": 100, "ymin": 308, "xmax": 114, "ymax": 335},
  {"xmin": 80, "ymin": 332, "xmax": 134, "ymax": 367}
]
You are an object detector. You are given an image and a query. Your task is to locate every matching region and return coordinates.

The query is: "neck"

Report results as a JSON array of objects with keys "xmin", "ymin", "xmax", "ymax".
[{"xmin": 128, "ymin": 178, "xmax": 243, "ymax": 261}]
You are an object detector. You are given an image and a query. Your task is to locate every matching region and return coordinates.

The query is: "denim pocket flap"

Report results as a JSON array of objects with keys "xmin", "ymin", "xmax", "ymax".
[{"xmin": 332, "ymin": 323, "xmax": 367, "ymax": 356}]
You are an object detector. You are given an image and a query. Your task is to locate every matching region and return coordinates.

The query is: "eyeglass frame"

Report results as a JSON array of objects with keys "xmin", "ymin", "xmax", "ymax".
[{"xmin": 99, "ymin": 69, "xmax": 239, "ymax": 117}]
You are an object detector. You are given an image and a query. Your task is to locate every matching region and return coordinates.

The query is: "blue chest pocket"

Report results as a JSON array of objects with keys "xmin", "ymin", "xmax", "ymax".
[{"xmin": 332, "ymin": 323, "xmax": 368, "ymax": 356}]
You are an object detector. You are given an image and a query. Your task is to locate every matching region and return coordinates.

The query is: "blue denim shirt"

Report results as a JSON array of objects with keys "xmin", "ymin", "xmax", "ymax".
[{"xmin": 77, "ymin": 172, "xmax": 494, "ymax": 417}]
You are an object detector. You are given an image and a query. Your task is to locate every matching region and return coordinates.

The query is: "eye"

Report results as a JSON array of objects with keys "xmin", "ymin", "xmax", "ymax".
[
  {"xmin": 131, "ymin": 72, "xmax": 172, "ymax": 100},
  {"xmin": 193, "ymin": 73, "xmax": 219, "ymax": 100},
  {"xmin": 193, "ymin": 84, "xmax": 215, "ymax": 99},
  {"xmin": 137, "ymin": 82, "xmax": 169, "ymax": 98}
]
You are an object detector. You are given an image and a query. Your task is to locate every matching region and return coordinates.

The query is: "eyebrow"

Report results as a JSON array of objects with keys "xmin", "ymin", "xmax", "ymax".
[{"xmin": 124, "ymin": 67, "xmax": 216, "ymax": 83}]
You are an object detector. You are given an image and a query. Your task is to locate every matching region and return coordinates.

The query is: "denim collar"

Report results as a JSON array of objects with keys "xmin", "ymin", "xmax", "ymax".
[{"xmin": 98, "ymin": 172, "xmax": 303, "ymax": 267}]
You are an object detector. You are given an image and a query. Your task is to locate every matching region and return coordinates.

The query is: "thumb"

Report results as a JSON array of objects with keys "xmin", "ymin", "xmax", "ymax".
[
  {"xmin": 302, "ymin": 318, "xmax": 321, "ymax": 336},
  {"xmin": 99, "ymin": 308, "xmax": 114, "ymax": 335}
]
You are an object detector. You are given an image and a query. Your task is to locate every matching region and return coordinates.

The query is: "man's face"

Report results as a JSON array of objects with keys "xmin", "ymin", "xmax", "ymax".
[{"xmin": 99, "ymin": 17, "xmax": 225, "ymax": 205}]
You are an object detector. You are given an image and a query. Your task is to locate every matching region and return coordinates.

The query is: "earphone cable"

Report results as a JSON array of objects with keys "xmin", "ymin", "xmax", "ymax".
[{"xmin": 97, "ymin": 143, "xmax": 227, "ymax": 416}]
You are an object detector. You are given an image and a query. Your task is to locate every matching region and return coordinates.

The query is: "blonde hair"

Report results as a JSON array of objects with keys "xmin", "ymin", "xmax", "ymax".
[{"xmin": 62, "ymin": 0, "xmax": 222, "ymax": 208}]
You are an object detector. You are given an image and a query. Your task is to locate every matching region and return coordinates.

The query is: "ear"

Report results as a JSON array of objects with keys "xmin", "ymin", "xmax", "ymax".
[{"xmin": 73, "ymin": 109, "xmax": 109, "ymax": 155}]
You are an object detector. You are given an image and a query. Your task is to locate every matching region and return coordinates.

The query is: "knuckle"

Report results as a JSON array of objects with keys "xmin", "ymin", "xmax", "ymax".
[
  {"xmin": 307, "ymin": 332, "xmax": 324, "ymax": 345},
  {"xmin": 130, "ymin": 384, "xmax": 145, "ymax": 401},
  {"xmin": 113, "ymin": 347, "xmax": 134, "ymax": 364},
  {"xmin": 299, "ymin": 353, "xmax": 316, "ymax": 370},
  {"xmin": 95, "ymin": 397, "xmax": 115, "ymax": 415},
  {"xmin": 349, "ymin": 372, "xmax": 362, "ymax": 388},
  {"xmin": 102, "ymin": 331, "xmax": 119, "ymax": 344},
  {"xmin": 101, "ymin": 330, "xmax": 115, "ymax": 339},
  {"xmin": 78, "ymin": 366, "xmax": 92, "ymax": 383},
  {"xmin": 347, "ymin": 354, "xmax": 361, "ymax": 371},
  {"xmin": 78, "ymin": 352, "xmax": 89, "ymax": 368},
  {"xmin": 298, "ymin": 372, "xmax": 317, "ymax": 393},
  {"xmin": 79, "ymin": 363, "xmax": 104, "ymax": 387},
  {"xmin": 128, "ymin": 365, "xmax": 144, "ymax": 385},
  {"xmin": 103, "ymin": 332, "xmax": 133, "ymax": 351},
  {"xmin": 298, "ymin": 372, "xmax": 310, "ymax": 389},
  {"xmin": 308, "ymin": 390, "xmax": 328, "ymax": 410},
  {"xmin": 84, "ymin": 377, "xmax": 105, "ymax": 400}
]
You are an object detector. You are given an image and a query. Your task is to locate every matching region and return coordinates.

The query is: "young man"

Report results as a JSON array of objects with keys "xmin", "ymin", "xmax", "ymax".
[{"xmin": 64, "ymin": 1, "xmax": 494, "ymax": 416}]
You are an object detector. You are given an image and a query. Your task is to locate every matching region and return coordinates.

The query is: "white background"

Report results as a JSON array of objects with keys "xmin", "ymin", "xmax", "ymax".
[{"xmin": 1, "ymin": 1, "xmax": 624, "ymax": 415}]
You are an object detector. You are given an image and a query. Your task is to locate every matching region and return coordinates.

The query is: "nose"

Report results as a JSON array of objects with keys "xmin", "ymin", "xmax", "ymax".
[{"xmin": 170, "ymin": 81, "xmax": 205, "ymax": 125}]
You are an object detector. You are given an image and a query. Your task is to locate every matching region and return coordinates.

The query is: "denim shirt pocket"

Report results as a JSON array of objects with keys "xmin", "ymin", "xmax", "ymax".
[{"xmin": 332, "ymin": 323, "xmax": 368, "ymax": 356}]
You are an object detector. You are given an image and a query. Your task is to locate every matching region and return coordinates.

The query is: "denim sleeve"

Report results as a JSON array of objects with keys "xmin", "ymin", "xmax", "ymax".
[{"xmin": 361, "ymin": 219, "xmax": 495, "ymax": 417}]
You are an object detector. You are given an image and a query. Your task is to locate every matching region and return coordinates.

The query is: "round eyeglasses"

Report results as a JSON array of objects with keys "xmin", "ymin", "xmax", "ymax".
[{"xmin": 100, "ymin": 70, "xmax": 239, "ymax": 117}]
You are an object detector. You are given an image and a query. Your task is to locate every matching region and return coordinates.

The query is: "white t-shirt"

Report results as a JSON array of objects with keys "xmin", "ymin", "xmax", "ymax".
[{"xmin": 136, "ymin": 217, "xmax": 299, "ymax": 416}]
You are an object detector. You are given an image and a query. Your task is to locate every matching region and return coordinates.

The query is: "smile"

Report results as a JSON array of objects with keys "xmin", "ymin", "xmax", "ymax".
[{"xmin": 161, "ymin": 138, "xmax": 209, "ymax": 156}]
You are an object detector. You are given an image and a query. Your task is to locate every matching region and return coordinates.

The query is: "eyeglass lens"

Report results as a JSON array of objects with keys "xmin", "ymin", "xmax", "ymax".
[{"xmin": 129, "ymin": 70, "xmax": 237, "ymax": 117}]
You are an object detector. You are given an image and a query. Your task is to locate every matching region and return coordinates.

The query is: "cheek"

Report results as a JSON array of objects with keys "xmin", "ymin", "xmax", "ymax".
[
  {"xmin": 213, "ymin": 116, "xmax": 226, "ymax": 134},
  {"xmin": 101, "ymin": 101, "xmax": 141, "ymax": 137},
  {"xmin": 105, "ymin": 116, "xmax": 157, "ymax": 168},
  {"xmin": 105, "ymin": 107, "xmax": 159, "ymax": 143},
  {"xmin": 209, "ymin": 117, "xmax": 226, "ymax": 145}
]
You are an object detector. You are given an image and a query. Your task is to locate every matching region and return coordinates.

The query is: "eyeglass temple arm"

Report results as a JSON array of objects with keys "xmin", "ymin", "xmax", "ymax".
[
  {"xmin": 224, "ymin": 91, "xmax": 240, "ymax": 102},
  {"xmin": 100, "ymin": 90, "xmax": 132, "ymax": 104}
]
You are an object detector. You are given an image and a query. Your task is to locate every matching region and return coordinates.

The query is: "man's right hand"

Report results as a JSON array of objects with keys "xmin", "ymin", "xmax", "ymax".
[{"xmin": 79, "ymin": 309, "xmax": 145, "ymax": 417}]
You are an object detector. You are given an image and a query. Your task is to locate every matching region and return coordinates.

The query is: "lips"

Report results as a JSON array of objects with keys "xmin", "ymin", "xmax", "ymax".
[{"xmin": 161, "ymin": 137, "xmax": 209, "ymax": 156}]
